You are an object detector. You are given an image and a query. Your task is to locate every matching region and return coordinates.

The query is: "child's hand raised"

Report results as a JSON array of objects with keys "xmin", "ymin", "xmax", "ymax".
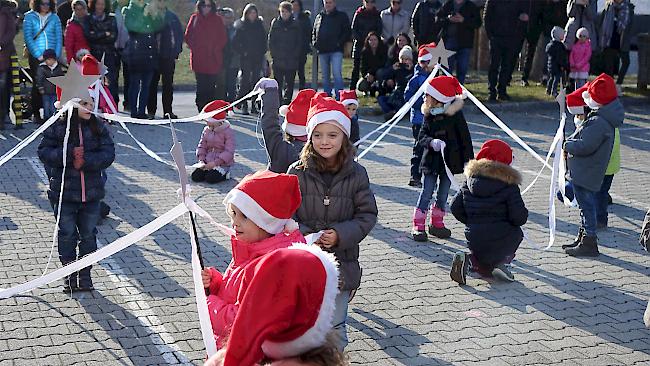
[{"xmin": 201, "ymin": 268, "xmax": 212, "ymax": 288}]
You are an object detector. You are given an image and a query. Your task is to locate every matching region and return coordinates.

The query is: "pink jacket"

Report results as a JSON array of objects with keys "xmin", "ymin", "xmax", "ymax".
[
  {"xmin": 196, "ymin": 123, "xmax": 235, "ymax": 167},
  {"xmin": 570, "ymin": 39, "xmax": 592, "ymax": 74},
  {"xmin": 206, "ymin": 229, "xmax": 306, "ymax": 346}
]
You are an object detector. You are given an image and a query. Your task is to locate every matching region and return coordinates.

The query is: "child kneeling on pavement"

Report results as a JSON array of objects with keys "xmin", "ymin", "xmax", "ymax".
[
  {"xmin": 449, "ymin": 139, "xmax": 528, "ymax": 284},
  {"xmin": 192, "ymin": 100, "xmax": 235, "ymax": 184}
]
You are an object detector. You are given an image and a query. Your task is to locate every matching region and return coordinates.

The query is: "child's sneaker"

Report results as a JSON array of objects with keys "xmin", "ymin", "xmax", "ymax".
[
  {"xmin": 492, "ymin": 264, "xmax": 515, "ymax": 282},
  {"xmin": 450, "ymin": 252, "xmax": 469, "ymax": 285}
]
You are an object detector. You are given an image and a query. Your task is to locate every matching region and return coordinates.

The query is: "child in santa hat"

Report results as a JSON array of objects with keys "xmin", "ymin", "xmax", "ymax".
[
  {"xmin": 339, "ymin": 89, "xmax": 360, "ymax": 144},
  {"xmin": 288, "ymin": 92, "xmax": 378, "ymax": 351},
  {"xmin": 193, "ymin": 100, "xmax": 235, "ymax": 184},
  {"xmin": 204, "ymin": 244, "xmax": 345, "ymax": 366},
  {"xmin": 405, "ymin": 43, "xmax": 435, "ymax": 187},
  {"xmin": 411, "ymin": 75, "xmax": 474, "ymax": 242},
  {"xmin": 449, "ymin": 139, "xmax": 528, "ymax": 284},
  {"xmin": 201, "ymin": 170, "xmax": 306, "ymax": 347},
  {"xmin": 563, "ymin": 73, "xmax": 624, "ymax": 257},
  {"xmin": 254, "ymin": 78, "xmax": 313, "ymax": 173}
]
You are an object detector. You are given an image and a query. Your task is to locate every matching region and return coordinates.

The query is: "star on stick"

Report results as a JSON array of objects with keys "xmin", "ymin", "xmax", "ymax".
[
  {"xmin": 48, "ymin": 60, "xmax": 100, "ymax": 106},
  {"xmin": 424, "ymin": 39, "xmax": 456, "ymax": 69}
]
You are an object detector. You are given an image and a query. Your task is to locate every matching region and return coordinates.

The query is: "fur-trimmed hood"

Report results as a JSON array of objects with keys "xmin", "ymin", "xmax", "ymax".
[
  {"xmin": 421, "ymin": 96, "xmax": 464, "ymax": 117},
  {"xmin": 464, "ymin": 159, "xmax": 522, "ymax": 197}
]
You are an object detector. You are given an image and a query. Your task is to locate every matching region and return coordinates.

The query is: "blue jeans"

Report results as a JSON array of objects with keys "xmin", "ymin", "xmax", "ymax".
[
  {"xmin": 596, "ymin": 175, "xmax": 614, "ymax": 226},
  {"xmin": 377, "ymin": 95, "xmax": 391, "ymax": 113},
  {"xmin": 332, "ymin": 290, "xmax": 350, "ymax": 351},
  {"xmin": 319, "ymin": 52, "xmax": 344, "ymax": 98},
  {"xmin": 416, "ymin": 172, "xmax": 451, "ymax": 212},
  {"xmin": 42, "ymin": 94, "xmax": 57, "ymax": 120},
  {"xmin": 129, "ymin": 71, "xmax": 154, "ymax": 116},
  {"xmin": 50, "ymin": 199, "xmax": 101, "ymax": 263},
  {"xmin": 572, "ymin": 183, "xmax": 597, "ymax": 236},
  {"xmin": 448, "ymin": 48, "xmax": 472, "ymax": 84}
]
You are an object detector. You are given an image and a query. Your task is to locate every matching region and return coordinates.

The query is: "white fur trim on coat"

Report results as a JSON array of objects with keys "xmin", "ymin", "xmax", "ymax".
[
  {"xmin": 222, "ymin": 189, "xmax": 289, "ymax": 234},
  {"xmin": 307, "ymin": 110, "xmax": 351, "ymax": 137},
  {"xmin": 262, "ymin": 243, "xmax": 340, "ymax": 358}
]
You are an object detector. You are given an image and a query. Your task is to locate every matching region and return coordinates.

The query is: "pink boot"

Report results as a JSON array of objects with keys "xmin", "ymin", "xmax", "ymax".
[
  {"xmin": 429, "ymin": 206, "xmax": 452, "ymax": 239},
  {"xmin": 412, "ymin": 208, "xmax": 428, "ymax": 242}
]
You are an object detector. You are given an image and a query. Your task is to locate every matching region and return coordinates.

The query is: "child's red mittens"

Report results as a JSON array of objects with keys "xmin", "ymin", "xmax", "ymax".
[{"xmin": 208, "ymin": 267, "xmax": 224, "ymax": 294}]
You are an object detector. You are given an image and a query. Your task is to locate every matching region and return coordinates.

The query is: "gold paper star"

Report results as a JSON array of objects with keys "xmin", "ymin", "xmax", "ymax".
[
  {"xmin": 424, "ymin": 39, "xmax": 456, "ymax": 69},
  {"xmin": 48, "ymin": 60, "xmax": 100, "ymax": 106}
]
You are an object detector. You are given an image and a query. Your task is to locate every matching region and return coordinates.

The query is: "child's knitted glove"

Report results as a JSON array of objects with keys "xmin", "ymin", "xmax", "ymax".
[{"xmin": 253, "ymin": 77, "xmax": 278, "ymax": 92}]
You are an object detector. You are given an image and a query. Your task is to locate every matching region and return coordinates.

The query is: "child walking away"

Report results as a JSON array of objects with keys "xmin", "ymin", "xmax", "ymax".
[
  {"xmin": 569, "ymin": 27, "xmax": 592, "ymax": 90},
  {"xmin": 564, "ymin": 73, "xmax": 624, "ymax": 257},
  {"xmin": 411, "ymin": 76, "xmax": 474, "ymax": 242},
  {"xmin": 405, "ymin": 45, "xmax": 434, "ymax": 187},
  {"xmin": 288, "ymin": 93, "xmax": 378, "ymax": 351},
  {"xmin": 36, "ymin": 49, "xmax": 66, "ymax": 121},
  {"xmin": 192, "ymin": 100, "xmax": 235, "ymax": 184},
  {"xmin": 449, "ymin": 140, "xmax": 528, "ymax": 284},
  {"xmin": 255, "ymin": 78, "xmax": 312, "ymax": 173},
  {"xmin": 37, "ymin": 89, "xmax": 115, "ymax": 292},
  {"xmin": 339, "ymin": 89, "xmax": 360, "ymax": 144},
  {"xmin": 546, "ymin": 26, "xmax": 569, "ymax": 97},
  {"xmin": 201, "ymin": 171, "xmax": 305, "ymax": 347}
]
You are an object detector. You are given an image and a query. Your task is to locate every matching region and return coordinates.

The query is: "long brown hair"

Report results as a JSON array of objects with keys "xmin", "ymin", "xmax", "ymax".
[
  {"xmin": 298, "ymin": 134, "xmax": 355, "ymax": 173},
  {"xmin": 261, "ymin": 333, "xmax": 349, "ymax": 366}
]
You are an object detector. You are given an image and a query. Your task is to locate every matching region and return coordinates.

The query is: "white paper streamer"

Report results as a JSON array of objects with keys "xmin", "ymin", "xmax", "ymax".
[{"xmin": 438, "ymin": 141, "xmax": 460, "ymax": 192}]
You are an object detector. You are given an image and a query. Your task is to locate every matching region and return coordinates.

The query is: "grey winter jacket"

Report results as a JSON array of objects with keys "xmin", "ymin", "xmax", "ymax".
[
  {"xmin": 288, "ymin": 157, "xmax": 378, "ymax": 290},
  {"xmin": 261, "ymin": 87, "xmax": 305, "ymax": 173},
  {"xmin": 564, "ymin": 0, "xmax": 598, "ymax": 51},
  {"xmin": 565, "ymin": 98, "xmax": 624, "ymax": 192}
]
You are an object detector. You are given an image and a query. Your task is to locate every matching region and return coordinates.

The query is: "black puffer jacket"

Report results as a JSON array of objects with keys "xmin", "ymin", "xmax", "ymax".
[
  {"xmin": 411, "ymin": 0, "xmax": 442, "ymax": 45},
  {"xmin": 83, "ymin": 13, "xmax": 118, "ymax": 58},
  {"xmin": 450, "ymin": 159, "xmax": 528, "ymax": 267},
  {"xmin": 232, "ymin": 18, "xmax": 267, "ymax": 61},
  {"xmin": 268, "ymin": 16, "xmax": 302, "ymax": 70},
  {"xmin": 288, "ymin": 157, "xmax": 378, "ymax": 290},
  {"xmin": 483, "ymin": 0, "xmax": 527, "ymax": 40},
  {"xmin": 38, "ymin": 114, "xmax": 115, "ymax": 203},
  {"xmin": 351, "ymin": 6, "xmax": 382, "ymax": 59},
  {"xmin": 312, "ymin": 8, "xmax": 351, "ymax": 54}
]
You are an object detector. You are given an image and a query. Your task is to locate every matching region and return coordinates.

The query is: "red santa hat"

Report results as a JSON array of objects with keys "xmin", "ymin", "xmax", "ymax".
[
  {"xmin": 425, "ymin": 76, "xmax": 465, "ymax": 104},
  {"xmin": 202, "ymin": 100, "xmax": 230, "ymax": 126},
  {"xmin": 582, "ymin": 73, "xmax": 617, "ymax": 109},
  {"xmin": 223, "ymin": 170, "xmax": 301, "ymax": 234},
  {"xmin": 339, "ymin": 89, "xmax": 358, "ymax": 107},
  {"xmin": 279, "ymin": 89, "xmax": 316, "ymax": 137},
  {"xmin": 417, "ymin": 43, "xmax": 435, "ymax": 62},
  {"xmin": 566, "ymin": 84, "xmax": 589, "ymax": 115},
  {"xmin": 306, "ymin": 92, "xmax": 351, "ymax": 138},
  {"xmin": 221, "ymin": 244, "xmax": 339, "ymax": 366},
  {"xmin": 476, "ymin": 139, "xmax": 513, "ymax": 166},
  {"xmin": 81, "ymin": 54, "xmax": 100, "ymax": 76}
]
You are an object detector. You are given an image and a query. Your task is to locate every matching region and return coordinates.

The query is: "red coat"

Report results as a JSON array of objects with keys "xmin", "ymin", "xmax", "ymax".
[
  {"xmin": 205, "ymin": 229, "xmax": 306, "ymax": 347},
  {"xmin": 184, "ymin": 12, "xmax": 227, "ymax": 75},
  {"xmin": 64, "ymin": 19, "xmax": 89, "ymax": 63}
]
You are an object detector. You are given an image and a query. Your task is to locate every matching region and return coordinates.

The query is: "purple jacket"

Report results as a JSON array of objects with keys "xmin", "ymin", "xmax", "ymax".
[{"xmin": 196, "ymin": 123, "xmax": 235, "ymax": 167}]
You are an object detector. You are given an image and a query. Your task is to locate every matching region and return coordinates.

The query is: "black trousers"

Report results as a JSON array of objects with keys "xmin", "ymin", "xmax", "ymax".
[
  {"xmin": 273, "ymin": 66, "xmax": 297, "ymax": 105},
  {"xmin": 488, "ymin": 37, "xmax": 519, "ymax": 95},
  {"xmin": 195, "ymin": 72, "xmax": 218, "ymax": 112},
  {"xmin": 297, "ymin": 53, "xmax": 308, "ymax": 90},
  {"xmin": 224, "ymin": 67, "xmax": 238, "ymax": 103},
  {"xmin": 350, "ymin": 55, "xmax": 361, "ymax": 91},
  {"xmin": 147, "ymin": 57, "xmax": 176, "ymax": 116},
  {"xmin": 117, "ymin": 50, "xmax": 130, "ymax": 106},
  {"xmin": 191, "ymin": 168, "xmax": 225, "ymax": 184},
  {"xmin": 521, "ymin": 29, "xmax": 543, "ymax": 82},
  {"xmin": 0, "ymin": 70, "xmax": 9, "ymax": 123},
  {"xmin": 410, "ymin": 124, "xmax": 422, "ymax": 179},
  {"xmin": 28, "ymin": 55, "xmax": 42, "ymax": 120}
]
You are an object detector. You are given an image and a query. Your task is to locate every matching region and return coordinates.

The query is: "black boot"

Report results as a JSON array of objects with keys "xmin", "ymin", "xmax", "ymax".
[
  {"xmin": 562, "ymin": 227, "xmax": 584, "ymax": 249},
  {"xmin": 77, "ymin": 266, "xmax": 94, "ymax": 291},
  {"xmin": 566, "ymin": 235, "xmax": 600, "ymax": 257},
  {"xmin": 61, "ymin": 260, "xmax": 78, "ymax": 292}
]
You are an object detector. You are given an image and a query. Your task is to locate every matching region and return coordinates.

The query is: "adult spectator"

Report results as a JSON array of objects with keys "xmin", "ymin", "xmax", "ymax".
[
  {"xmin": 377, "ymin": 45, "xmax": 413, "ymax": 121},
  {"xmin": 291, "ymin": 0, "xmax": 312, "ymax": 90},
  {"xmin": 564, "ymin": 0, "xmax": 598, "ymax": 52},
  {"xmin": 435, "ymin": 0, "xmax": 481, "ymax": 84},
  {"xmin": 64, "ymin": 0, "xmax": 89, "ymax": 64},
  {"xmin": 380, "ymin": 0, "xmax": 409, "ymax": 46},
  {"xmin": 269, "ymin": 1, "xmax": 302, "ymax": 105},
  {"xmin": 411, "ymin": 0, "xmax": 441, "ymax": 47},
  {"xmin": 146, "ymin": 3, "xmax": 183, "ymax": 119},
  {"xmin": 57, "ymin": 0, "xmax": 73, "ymax": 31},
  {"xmin": 113, "ymin": 0, "xmax": 130, "ymax": 111},
  {"xmin": 312, "ymin": 0, "xmax": 350, "ymax": 98},
  {"xmin": 24, "ymin": 0, "xmax": 62, "ymax": 124},
  {"xmin": 84, "ymin": 0, "xmax": 118, "ymax": 104},
  {"xmin": 350, "ymin": 0, "xmax": 382, "ymax": 90},
  {"xmin": 0, "ymin": 0, "xmax": 17, "ymax": 130},
  {"xmin": 386, "ymin": 32, "xmax": 414, "ymax": 66},
  {"xmin": 598, "ymin": 0, "xmax": 634, "ymax": 86},
  {"xmin": 218, "ymin": 7, "xmax": 238, "ymax": 103},
  {"xmin": 483, "ymin": 0, "xmax": 529, "ymax": 102},
  {"xmin": 356, "ymin": 31, "xmax": 387, "ymax": 96},
  {"xmin": 232, "ymin": 3, "xmax": 267, "ymax": 115},
  {"xmin": 184, "ymin": 0, "xmax": 227, "ymax": 112},
  {"xmin": 517, "ymin": 0, "xmax": 545, "ymax": 86}
]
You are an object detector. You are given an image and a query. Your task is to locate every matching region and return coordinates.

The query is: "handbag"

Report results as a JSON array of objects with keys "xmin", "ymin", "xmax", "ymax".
[{"xmin": 23, "ymin": 16, "xmax": 52, "ymax": 59}]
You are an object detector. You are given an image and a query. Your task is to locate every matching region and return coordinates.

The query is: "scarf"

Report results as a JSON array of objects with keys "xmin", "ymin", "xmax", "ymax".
[{"xmin": 600, "ymin": 0, "xmax": 630, "ymax": 49}]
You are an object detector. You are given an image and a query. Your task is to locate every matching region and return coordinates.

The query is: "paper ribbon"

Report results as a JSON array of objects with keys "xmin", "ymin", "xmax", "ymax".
[{"xmin": 438, "ymin": 141, "xmax": 460, "ymax": 192}]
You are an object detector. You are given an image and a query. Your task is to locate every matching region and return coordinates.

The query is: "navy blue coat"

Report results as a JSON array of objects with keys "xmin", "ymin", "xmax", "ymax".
[
  {"xmin": 38, "ymin": 114, "xmax": 115, "ymax": 203},
  {"xmin": 451, "ymin": 159, "xmax": 528, "ymax": 267},
  {"xmin": 158, "ymin": 10, "xmax": 184, "ymax": 60}
]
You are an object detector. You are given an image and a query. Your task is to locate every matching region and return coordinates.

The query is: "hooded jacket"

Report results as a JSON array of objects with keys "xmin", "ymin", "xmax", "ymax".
[
  {"xmin": 565, "ymin": 98, "xmax": 624, "ymax": 192},
  {"xmin": 546, "ymin": 28, "xmax": 568, "ymax": 74},
  {"xmin": 351, "ymin": 6, "xmax": 382, "ymax": 58},
  {"xmin": 23, "ymin": 10, "xmax": 63, "ymax": 59},
  {"xmin": 260, "ymin": 88, "xmax": 305, "ymax": 174},
  {"xmin": 196, "ymin": 122, "xmax": 235, "ymax": 167},
  {"xmin": 232, "ymin": 17, "xmax": 268, "ymax": 62},
  {"xmin": 404, "ymin": 64, "xmax": 430, "ymax": 125},
  {"xmin": 450, "ymin": 159, "xmax": 528, "ymax": 267}
]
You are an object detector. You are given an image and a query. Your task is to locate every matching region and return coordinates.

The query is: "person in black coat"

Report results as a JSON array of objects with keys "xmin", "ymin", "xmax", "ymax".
[
  {"xmin": 350, "ymin": 0, "xmax": 382, "ymax": 90},
  {"xmin": 356, "ymin": 31, "xmax": 387, "ymax": 97},
  {"xmin": 84, "ymin": 0, "xmax": 118, "ymax": 103},
  {"xmin": 269, "ymin": 1, "xmax": 302, "ymax": 105},
  {"xmin": 291, "ymin": 0, "xmax": 312, "ymax": 90},
  {"xmin": 411, "ymin": 0, "xmax": 442, "ymax": 47},
  {"xmin": 450, "ymin": 139, "xmax": 528, "ymax": 285},
  {"xmin": 232, "ymin": 4, "xmax": 267, "ymax": 115}
]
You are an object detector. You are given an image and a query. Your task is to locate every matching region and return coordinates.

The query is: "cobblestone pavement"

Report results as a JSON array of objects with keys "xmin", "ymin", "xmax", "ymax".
[{"xmin": 1, "ymin": 93, "xmax": 649, "ymax": 365}]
